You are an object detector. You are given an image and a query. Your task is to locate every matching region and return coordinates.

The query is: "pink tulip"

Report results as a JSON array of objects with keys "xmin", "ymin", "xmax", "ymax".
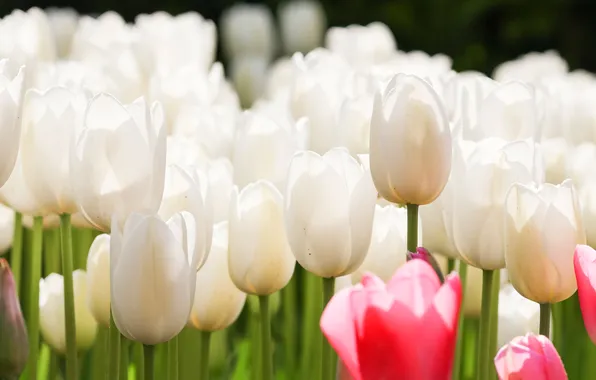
[
  {"xmin": 574, "ymin": 244, "xmax": 596, "ymax": 344},
  {"xmin": 320, "ymin": 259, "xmax": 462, "ymax": 380},
  {"xmin": 494, "ymin": 333, "xmax": 567, "ymax": 380},
  {"xmin": 0, "ymin": 258, "xmax": 28, "ymax": 378}
]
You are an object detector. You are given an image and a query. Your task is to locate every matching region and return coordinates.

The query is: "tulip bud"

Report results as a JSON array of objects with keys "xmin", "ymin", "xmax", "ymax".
[
  {"xmin": 188, "ymin": 222, "xmax": 246, "ymax": 331},
  {"xmin": 86, "ymin": 234, "xmax": 110, "ymax": 327},
  {"xmin": 407, "ymin": 247, "xmax": 445, "ymax": 283},
  {"xmin": 0, "ymin": 259, "xmax": 28, "ymax": 378},
  {"xmin": 494, "ymin": 334, "xmax": 566, "ymax": 380},
  {"xmin": 21, "ymin": 86, "xmax": 88, "ymax": 216},
  {"xmin": 111, "ymin": 211, "xmax": 209, "ymax": 345},
  {"xmin": 369, "ymin": 74, "xmax": 452, "ymax": 206},
  {"xmin": 284, "ymin": 148, "xmax": 376, "ymax": 278},
  {"xmin": 40, "ymin": 271, "xmax": 98, "ymax": 353},
  {"xmin": 505, "ymin": 179, "xmax": 585, "ymax": 303},
  {"xmin": 229, "ymin": 181, "xmax": 296, "ymax": 295}
]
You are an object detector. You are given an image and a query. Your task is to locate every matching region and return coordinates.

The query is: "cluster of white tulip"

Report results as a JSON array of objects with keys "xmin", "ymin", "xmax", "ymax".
[{"xmin": 1, "ymin": 2, "xmax": 594, "ymax": 379}]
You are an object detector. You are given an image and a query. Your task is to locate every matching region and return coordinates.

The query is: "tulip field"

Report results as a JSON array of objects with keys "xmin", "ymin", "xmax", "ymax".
[{"xmin": 2, "ymin": 2, "xmax": 596, "ymax": 380}]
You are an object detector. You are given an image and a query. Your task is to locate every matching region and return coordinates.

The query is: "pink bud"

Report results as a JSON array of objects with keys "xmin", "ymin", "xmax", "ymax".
[
  {"xmin": 494, "ymin": 333, "xmax": 567, "ymax": 380},
  {"xmin": 0, "ymin": 258, "xmax": 28, "ymax": 378},
  {"xmin": 407, "ymin": 247, "xmax": 445, "ymax": 283}
]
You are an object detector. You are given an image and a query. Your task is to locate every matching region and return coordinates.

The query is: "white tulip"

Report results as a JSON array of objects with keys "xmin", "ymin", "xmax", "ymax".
[
  {"xmin": 220, "ymin": 4, "xmax": 276, "ymax": 60},
  {"xmin": 505, "ymin": 180, "xmax": 586, "ymax": 303},
  {"xmin": 70, "ymin": 13, "xmax": 144, "ymax": 102},
  {"xmin": 264, "ymin": 58, "xmax": 298, "ymax": 100},
  {"xmin": 171, "ymin": 103, "xmax": 238, "ymax": 160},
  {"xmin": 205, "ymin": 159, "xmax": 234, "ymax": 223},
  {"xmin": 165, "ymin": 136, "xmax": 210, "ymax": 170},
  {"xmin": 189, "ymin": 222, "xmax": 246, "ymax": 331},
  {"xmin": 46, "ymin": 8, "xmax": 79, "ymax": 58},
  {"xmin": 278, "ymin": 0, "xmax": 326, "ymax": 54},
  {"xmin": 289, "ymin": 49, "xmax": 354, "ymax": 153},
  {"xmin": 0, "ymin": 205, "xmax": 14, "ymax": 255},
  {"xmin": 0, "ymin": 59, "xmax": 25, "ymax": 189},
  {"xmin": 453, "ymin": 138, "xmax": 543, "ymax": 270},
  {"xmin": 0, "ymin": 8, "xmax": 57, "ymax": 66},
  {"xmin": 493, "ymin": 51, "xmax": 568, "ymax": 83},
  {"xmin": 71, "ymin": 94, "xmax": 167, "ymax": 232},
  {"xmin": 477, "ymin": 82, "xmax": 539, "ymax": 141},
  {"xmin": 497, "ymin": 284, "xmax": 540, "ymax": 349},
  {"xmin": 86, "ymin": 234, "xmax": 110, "ymax": 327},
  {"xmin": 0, "ymin": 154, "xmax": 43, "ymax": 216},
  {"xmin": 325, "ymin": 22, "xmax": 396, "ymax": 67},
  {"xmin": 159, "ymin": 165, "xmax": 213, "ymax": 268},
  {"xmin": 33, "ymin": 61, "xmax": 112, "ymax": 96},
  {"xmin": 435, "ymin": 255, "xmax": 509, "ymax": 316},
  {"xmin": 229, "ymin": 181, "xmax": 295, "ymax": 295},
  {"xmin": 39, "ymin": 270, "xmax": 98, "ymax": 353},
  {"xmin": 566, "ymin": 142, "xmax": 596, "ymax": 189},
  {"xmin": 284, "ymin": 148, "xmax": 376, "ymax": 278},
  {"xmin": 134, "ymin": 11, "xmax": 216, "ymax": 75},
  {"xmin": 420, "ymin": 181, "xmax": 459, "ymax": 259},
  {"xmin": 349, "ymin": 205, "xmax": 407, "ymax": 283},
  {"xmin": 110, "ymin": 210, "xmax": 207, "ymax": 345},
  {"xmin": 21, "ymin": 86, "xmax": 88, "ymax": 216},
  {"xmin": 232, "ymin": 111, "xmax": 304, "ymax": 191},
  {"xmin": 541, "ymin": 138, "xmax": 568, "ymax": 185},
  {"xmin": 370, "ymin": 74, "xmax": 451, "ymax": 205},
  {"xmin": 230, "ymin": 56, "xmax": 269, "ymax": 108}
]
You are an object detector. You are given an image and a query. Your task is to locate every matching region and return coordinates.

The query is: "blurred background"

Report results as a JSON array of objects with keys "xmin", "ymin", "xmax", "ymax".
[{"xmin": 1, "ymin": 0, "xmax": 593, "ymax": 74}]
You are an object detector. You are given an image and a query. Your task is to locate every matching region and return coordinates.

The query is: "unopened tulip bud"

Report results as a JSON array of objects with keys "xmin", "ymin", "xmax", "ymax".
[
  {"xmin": 407, "ymin": 247, "xmax": 445, "ymax": 283},
  {"xmin": 0, "ymin": 259, "xmax": 28, "ymax": 378}
]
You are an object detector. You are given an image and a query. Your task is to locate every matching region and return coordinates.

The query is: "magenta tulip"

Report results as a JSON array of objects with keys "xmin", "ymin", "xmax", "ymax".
[{"xmin": 320, "ymin": 259, "xmax": 462, "ymax": 380}]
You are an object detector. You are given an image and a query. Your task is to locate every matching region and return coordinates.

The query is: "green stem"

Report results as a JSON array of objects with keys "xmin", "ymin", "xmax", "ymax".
[
  {"xmin": 249, "ymin": 308, "xmax": 261, "ymax": 380},
  {"xmin": 282, "ymin": 273, "xmax": 297, "ymax": 373},
  {"xmin": 406, "ymin": 204, "xmax": 419, "ymax": 253},
  {"xmin": 120, "ymin": 338, "xmax": 130, "ymax": 380},
  {"xmin": 322, "ymin": 277, "xmax": 335, "ymax": 380},
  {"xmin": 92, "ymin": 327, "xmax": 108, "ymax": 380},
  {"xmin": 477, "ymin": 269, "xmax": 494, "ymax": 380},
  {"xmin": 259, "ymin": 295, "xmax": 273, "ymax": 380},
  {"xmin": 447, "ymin": 258, "xmax": 456, "ymax": 273},
  {"xmin": 552, "ymin": 302, "xmax": 563, "ymax": 354},
  {"xmin": 25, "ymin": 216, "xmax": 43, "ymax": 380},
  {"xmin": 488, "ymin": 270, "xmax": 500, "ymax": 380},
  {"xmin": 540, "ymin": 303, "xmax": 551, "ymax": 337},
  {"xmin": 10, "ymin": 212, "xmax": 22, "ymax": 295},
  {"xmin": 452, "ymin": 261, "xmax": 468, "ymax": 380},
  {"xmin": 167, "ymin": 336, "xmax": 178, "ymax": 380},
  {"xmin": 134, "ymin": 343, "xmax": 144, "ymax": 380},
  {"xmin": 109, "ymin": 311, "xmax": 121, "ymax": 380},
  {"xmin": 143, "ymin": 345, "xmax": 154, "ymax": 380},
  {"xmin": 60, "ymin": 213, "xmax": 77, "ymax": 380},
  {"xmin": 44, "ymin": 228, "xmax": 61, "ymax": 276},
  {"xmin": 198, "ymin": 331, "xmax": 212, "ymax": 380}
]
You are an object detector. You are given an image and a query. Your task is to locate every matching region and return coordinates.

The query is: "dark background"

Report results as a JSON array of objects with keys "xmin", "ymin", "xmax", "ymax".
[{"xmin": 1, "ymin": 0, "xmax": 595, "ymax": 75}]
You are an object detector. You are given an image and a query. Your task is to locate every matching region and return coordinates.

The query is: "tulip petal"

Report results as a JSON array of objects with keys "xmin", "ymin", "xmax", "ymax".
[
  {"xmin": 574, "ymin": 244, "xmax": 596, "ymax": 344},
  {"xmin": 386, "ymin": 259, "xmax": 440, "ymax": 316},
  {"xmin": 320, "ymin": 287, "xmax": 361, "ymax": 380}
]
